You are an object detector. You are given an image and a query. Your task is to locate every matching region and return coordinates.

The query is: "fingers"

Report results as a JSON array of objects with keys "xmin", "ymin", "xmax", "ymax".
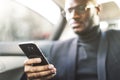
[
  {"xmin": 27, "ymin": 68, "xmax": 56, "ymax": 79},
  {"xmin": 25, "ymin": 64, "xmax": 55, "ymax": 73},
  {"xmin": 28, "ymin": 74, "xmax": 56, "ymax": 80},
  {"xmin": 46, "ymin": 73, "xmax": 56, "ymax": 80},
  {"xmin": 26, "ymin": 65, "xmax": 56, "ymax": 80},
  {"xmin": 24, "ymin": 58, "xmax": 41, "ymax": 65},
  {"xmin": 24, "ymin": 58, "xmax": 56, "ymax": 80}
]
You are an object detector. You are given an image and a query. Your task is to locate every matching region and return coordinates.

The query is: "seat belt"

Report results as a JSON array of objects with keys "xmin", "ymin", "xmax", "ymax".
[{"xmin": 97, "ymin": 31, "xmax": 108, "ymax": 80}]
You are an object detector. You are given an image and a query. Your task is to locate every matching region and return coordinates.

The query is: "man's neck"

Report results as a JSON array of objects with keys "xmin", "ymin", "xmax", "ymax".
[{"xmin": 78, "ymin": 26, "xmax": 101, "ymax": 43}]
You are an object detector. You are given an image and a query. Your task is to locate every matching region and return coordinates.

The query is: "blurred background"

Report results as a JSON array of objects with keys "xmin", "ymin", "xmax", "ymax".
[{"xmin": 0, "ymin": 0, "xmax": 61, "ymax": 41}]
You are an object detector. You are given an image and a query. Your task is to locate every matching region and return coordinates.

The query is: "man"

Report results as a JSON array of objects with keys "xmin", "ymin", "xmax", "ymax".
[{"xmin": 21, "ymin": 0, "xmax": 120, "ymax": 80}]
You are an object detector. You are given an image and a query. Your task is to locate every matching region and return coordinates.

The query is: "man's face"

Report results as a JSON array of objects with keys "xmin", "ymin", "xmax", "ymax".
[{"xmin": 64, "ymin": 0, "xmax": 100, "ymax": 34}]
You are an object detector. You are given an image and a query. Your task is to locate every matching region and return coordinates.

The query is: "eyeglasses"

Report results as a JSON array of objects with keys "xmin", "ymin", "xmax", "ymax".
[{"xmin": 62, "ymin": 4, "xmax": 96, "ymax": 17}]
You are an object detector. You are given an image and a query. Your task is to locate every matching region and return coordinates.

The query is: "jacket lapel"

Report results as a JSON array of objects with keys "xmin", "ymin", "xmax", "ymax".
[{"xmin": 66, "ymin": 38, "xmax": 78, "ymax": 80}]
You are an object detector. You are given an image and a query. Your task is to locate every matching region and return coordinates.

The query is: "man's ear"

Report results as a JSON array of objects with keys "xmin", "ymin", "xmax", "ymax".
[{"xmin": 95, "ymin": 4, "xmax": 101, "ymax": 15}]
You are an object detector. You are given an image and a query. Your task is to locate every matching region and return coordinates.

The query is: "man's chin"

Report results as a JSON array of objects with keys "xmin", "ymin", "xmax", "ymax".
[
  {"xmin": 73, "ymin": 29, "xmax": 83, "ymax": 35},
  {"xmin": 73, "ymin": 28, "xmax": 87, "ymax": 35}
]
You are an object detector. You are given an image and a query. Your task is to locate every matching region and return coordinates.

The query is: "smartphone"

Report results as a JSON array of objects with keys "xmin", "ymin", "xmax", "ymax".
[{"xmin": 19, "ymin": 42, "xmax": 49, "ymax": 66}]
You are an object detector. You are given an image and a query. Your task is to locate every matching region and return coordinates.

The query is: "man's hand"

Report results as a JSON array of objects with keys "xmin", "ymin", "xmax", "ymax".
[{"xmin": 24, "ymin": 58, "xmax": 56, "ymax": 80}]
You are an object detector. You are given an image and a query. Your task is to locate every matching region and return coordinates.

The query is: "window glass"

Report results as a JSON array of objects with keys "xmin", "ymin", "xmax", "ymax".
[{"xmin": 0, "ymin": 0, "xmax": 61, "ymax": 41}]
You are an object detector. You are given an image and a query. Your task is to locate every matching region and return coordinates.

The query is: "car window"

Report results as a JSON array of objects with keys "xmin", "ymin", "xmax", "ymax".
[{"xmin": 0, "ymin": 0, "xmax": 61, "ymax": 41}]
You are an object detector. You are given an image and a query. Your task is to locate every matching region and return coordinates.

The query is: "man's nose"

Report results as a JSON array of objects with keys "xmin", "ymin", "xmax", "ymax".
[{"xmin": 70, "ymin": 10, "xmax": 81, "ymax": 19}]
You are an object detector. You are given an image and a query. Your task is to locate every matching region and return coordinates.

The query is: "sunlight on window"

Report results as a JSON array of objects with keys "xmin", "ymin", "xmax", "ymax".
[
  {"xmin": 15, "ymin": 0, "xmax": 61, "ymax": 25},
  {"xmin": 100, "ymin": 21, "xmax": 108, "ymax": 31}
]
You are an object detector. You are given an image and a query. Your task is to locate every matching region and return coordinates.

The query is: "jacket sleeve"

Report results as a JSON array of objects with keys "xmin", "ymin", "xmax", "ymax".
[{"xmin": 20, "ymin": 73, "xmax": 27, "ymax": 80}]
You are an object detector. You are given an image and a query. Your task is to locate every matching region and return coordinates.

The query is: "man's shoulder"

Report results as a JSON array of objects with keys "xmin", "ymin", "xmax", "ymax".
[
  {"xmin": 105, "ymin": 29, "xmax": 120, "ymax": 42},
  {"xmin": 104, "ymin": 29, "xmax": 120, "ymax": 39},
  {"xmin": 106, "ymin": 29, "xmax": 120, "ymax": 35}
]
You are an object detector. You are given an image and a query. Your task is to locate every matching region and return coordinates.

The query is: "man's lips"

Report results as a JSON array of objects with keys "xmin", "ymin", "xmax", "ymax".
[{"xmin": 70, "ymin": 21, "xmax": 83, "ymax": 28}]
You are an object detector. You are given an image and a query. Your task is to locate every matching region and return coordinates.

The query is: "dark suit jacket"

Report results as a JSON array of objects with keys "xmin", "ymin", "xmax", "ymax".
[
  {"xmin": 41, "ymin": 30, "xmax": 120, "ymax": 80},
  {"xmin": 21, "ymin": 30, "xmax": 120, "ymax": 80}
]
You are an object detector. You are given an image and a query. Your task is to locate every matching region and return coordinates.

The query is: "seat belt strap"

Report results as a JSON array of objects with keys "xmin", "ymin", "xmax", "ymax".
[{"xmin": 97, "ymin": 31, "xmax": 108, "ymax": 80}]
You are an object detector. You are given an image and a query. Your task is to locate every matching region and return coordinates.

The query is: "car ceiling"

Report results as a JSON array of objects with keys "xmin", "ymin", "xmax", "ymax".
[{"xmin": 53, "ymin": 0, "xmax": 120, "ymax": 21}]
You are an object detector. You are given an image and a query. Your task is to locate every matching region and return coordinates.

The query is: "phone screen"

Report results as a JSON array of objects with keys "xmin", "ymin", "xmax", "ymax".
[{"xmin": 19, "ymin": 42, "xmax": 49, "ymax": 65}]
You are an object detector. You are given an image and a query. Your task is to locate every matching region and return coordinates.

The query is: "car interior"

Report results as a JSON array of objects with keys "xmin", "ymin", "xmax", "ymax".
[{"xmin": 0, "ymin": 0, "xmax": 119, "ymax": 80}]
